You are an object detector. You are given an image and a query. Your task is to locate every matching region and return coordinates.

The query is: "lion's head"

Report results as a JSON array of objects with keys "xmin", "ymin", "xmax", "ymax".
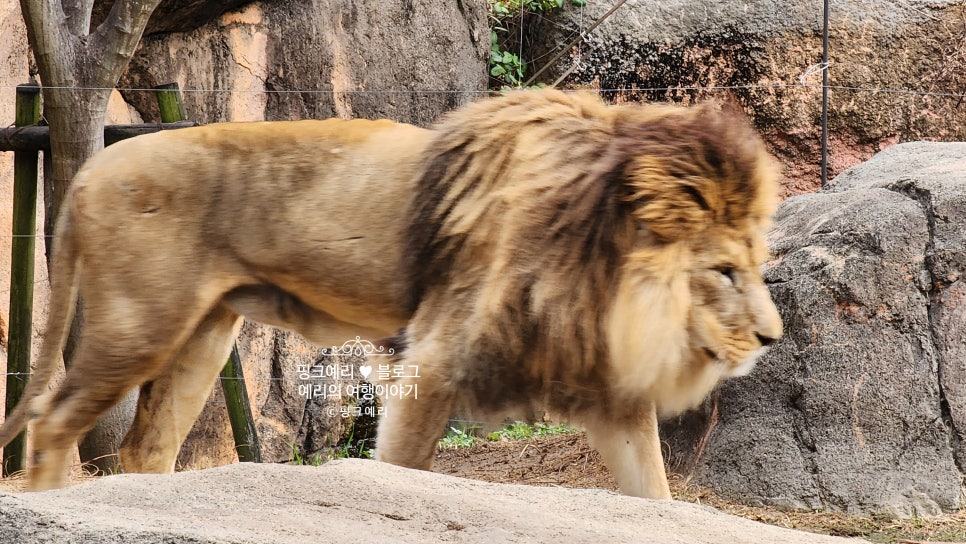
[
  {"xmin": 405, "ymin": 89, "xmax": 782, "ymax": 419},
  {"xmin": 603, "ymin": 101, "xmax": 783, "ymax": 416}
]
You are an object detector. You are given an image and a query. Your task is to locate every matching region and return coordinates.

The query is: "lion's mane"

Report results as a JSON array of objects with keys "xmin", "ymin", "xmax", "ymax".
[{"xmin": 402, "ymin": 89, "xmax": 779, "ymax": 418}]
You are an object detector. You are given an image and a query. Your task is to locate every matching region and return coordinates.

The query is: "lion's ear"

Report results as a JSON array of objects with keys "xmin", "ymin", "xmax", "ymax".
[{"xmin": 624, "ymin": 155, "xmax": 719, "ymax": 242}]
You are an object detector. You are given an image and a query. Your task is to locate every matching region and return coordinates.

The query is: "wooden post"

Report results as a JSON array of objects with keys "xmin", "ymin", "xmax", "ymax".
[
  {"xmin": 152, "ymin": 83, "xmax": 261, "ymax": 463},
  {"xmin": 0, "ymin": 121, "xmax": 198, "ymax": 152},
  {"xmin": 4, "ymin": 83, "xmax": 41, "ymax": 476}
]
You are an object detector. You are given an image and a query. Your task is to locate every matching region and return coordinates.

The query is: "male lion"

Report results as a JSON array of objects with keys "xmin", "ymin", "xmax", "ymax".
[{"xmin": 0, "ymin": 89, "xmax": 782, "ymax": 497}]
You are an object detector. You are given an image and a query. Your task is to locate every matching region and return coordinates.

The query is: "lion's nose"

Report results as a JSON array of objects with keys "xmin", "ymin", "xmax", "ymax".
[{"xmin": 755, "ymin": 332, "xmax": 778, "ymax": 347}]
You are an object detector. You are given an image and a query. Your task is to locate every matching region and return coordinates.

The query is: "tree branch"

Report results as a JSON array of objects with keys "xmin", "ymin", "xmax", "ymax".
[
  {"xmin": 19, "ymin": 0, "xmax": 73, "ymax": 81},
  {"xmin": 63, "ymin": 0, "xmax": 96, "ymax": 36},
  {"xmin": 90, "ymin": 0, "xmax": 163, "ymax": 85}
]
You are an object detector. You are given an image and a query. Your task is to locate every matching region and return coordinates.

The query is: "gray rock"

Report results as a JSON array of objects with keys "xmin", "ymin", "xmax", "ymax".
[
  {"xmin": 0, "ymin": 460, "xmax": 861, "ymax": 544},
  {"xmin": 664, "ymin": 142, "xmax": 966, "ymax": 517},
  {"xmin": 119, "ymin": 0, "xmax": 488, "ymax": 127},
  {"xmin": 532, "ymin": 0, "xmax": 966, "ymax": 193}
]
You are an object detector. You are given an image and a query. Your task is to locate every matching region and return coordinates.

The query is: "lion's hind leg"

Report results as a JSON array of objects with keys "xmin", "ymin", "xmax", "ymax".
[
  {"xmin": 583, "ymin": 401, "xmax": 672, "ymax": 499},
  {"xmin": 28, "ymin": 337, "xmax": 175, "ymax": 491},
  {"xmin": 119, "ymin": 304, "xmax": 242, "ymax": 474},
  {"xmin": 27, "ymin": 277, "xmax": 233, "ymax": 491}
]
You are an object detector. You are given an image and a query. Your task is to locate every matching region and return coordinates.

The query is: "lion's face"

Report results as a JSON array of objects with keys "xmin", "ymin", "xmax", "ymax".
[
  {"xmin": 607, "ymin": 226, "xmax": 782, "ymax": 416},
  {"xmin": 687, "ymin": 227, "xmax": 782, "ymax": 375},
  {"xmin": 605, "ymin": 106, "xmax": 783, "ymax": 416}
]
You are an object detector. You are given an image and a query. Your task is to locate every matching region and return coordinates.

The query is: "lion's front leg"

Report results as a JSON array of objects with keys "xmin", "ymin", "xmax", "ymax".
[
  {"xmin": 584, "ymin": 401, "xmax": 672, "ymax": 499},
  {"xmin": 375, "ymin": 355, "xmax": 455, "ymax": 471}
]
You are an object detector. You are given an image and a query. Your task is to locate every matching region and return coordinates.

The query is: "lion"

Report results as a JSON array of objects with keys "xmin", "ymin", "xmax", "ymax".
[
  {"xmin": 375, "ymin": 90, "xmax": 783, "ymax": 498},
  {"xmin": 0, "ymin": 89, "xmax": 782, "ymax": 497}
]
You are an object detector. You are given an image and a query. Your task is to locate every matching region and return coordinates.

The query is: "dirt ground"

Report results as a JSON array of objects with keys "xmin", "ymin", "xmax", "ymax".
[
  {"xmin": 434, "ymin": 432, "xmax": 966, "ymax": 544},
  {"xmin": 435, "ymin": 431, "xmax": 618, "ymax": 492}
]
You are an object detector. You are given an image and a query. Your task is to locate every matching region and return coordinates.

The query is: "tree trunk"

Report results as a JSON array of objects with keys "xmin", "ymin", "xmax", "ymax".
[
  {"xmin": 19, "ymin": 0, "xmax": 162, "ymax": 475},
  {"xmin": 41, "ymin": 88, "xmax": 110, "ymax": 236}
]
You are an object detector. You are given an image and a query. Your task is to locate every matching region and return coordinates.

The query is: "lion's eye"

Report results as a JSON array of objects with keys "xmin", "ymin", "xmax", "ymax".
[{"xmin": 717, "ymin": 266, "xmax": 736, "ymax": 285}]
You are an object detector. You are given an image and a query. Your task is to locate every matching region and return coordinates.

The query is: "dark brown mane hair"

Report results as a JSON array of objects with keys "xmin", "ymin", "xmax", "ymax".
[{"xmin": 402, "ymin": 89, "xmax": 774, "ymax": 412}]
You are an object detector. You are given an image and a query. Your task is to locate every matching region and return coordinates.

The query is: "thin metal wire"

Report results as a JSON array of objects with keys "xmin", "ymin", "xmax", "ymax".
[
  {"xmin": 1, "ymin": 82, "xmax": 963, "ymax": 98},
  {"xmin": 0, "ymin": 85, "xmax": 488, "ymax": 94}
]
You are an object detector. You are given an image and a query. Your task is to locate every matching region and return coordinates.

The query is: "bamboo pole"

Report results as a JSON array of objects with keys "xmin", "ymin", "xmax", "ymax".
[
  {"xmin": 4, "ymin": 83, "xmax": 41, "ymax": 476},
  {"xmin": 221, "ymin": 345, "xmax": 261, "ymax": 463},
  {"xmin": 152, "ymin": 83, "xmax": 261, "ymax": 463},
  {"xmin": 154, "ymin": 82, "xmax": 187, "ymax": 123}
]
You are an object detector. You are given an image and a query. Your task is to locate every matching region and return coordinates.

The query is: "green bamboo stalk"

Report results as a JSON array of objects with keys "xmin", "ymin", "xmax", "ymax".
[
  {"xmin": 4, "ymin": 83, "xmax": 41, "ymax": 477},
  {"xmin": 221, "ymin": 345, "xmax": 261, "ymax": 462},
  {"xmin": 154, "ymin": 82, "xmax": 187, "ymax": 124}
]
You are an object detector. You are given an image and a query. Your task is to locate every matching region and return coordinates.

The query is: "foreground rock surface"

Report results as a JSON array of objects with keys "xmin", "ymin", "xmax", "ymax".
[
  {"xmin": 0, "ymin": 460, "xmax": 859, "ymax": 544},
  {"xmin": 665, "ymin": 142, "xmax": 966, "ymax": 517}
]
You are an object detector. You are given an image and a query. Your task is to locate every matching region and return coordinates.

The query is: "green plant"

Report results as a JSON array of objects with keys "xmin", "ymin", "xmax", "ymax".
[
  {"xmin": 490, "ymin": 30, "xmax": 527, "ymax": 87},
  {"xmin": 488, "ymin": 0, "xmax": 586, "ymax": 88},
  {"xmin": 438, "ymin": 425, "xmax": 484, "ymax": 450},
  {"xmin": 336, "ymin": 416, "xmax": 376, "ymax": 460},
  {"xmin": 438, "ymin": 421, "xmax": 577, "ymax": 450},
  {"xmin": 488, "ymin": 421, "xmax": 577, "ymax": 441},
  {"xmin": 287, "ymin": 441, "xmax": 325, "ymax": 467}
]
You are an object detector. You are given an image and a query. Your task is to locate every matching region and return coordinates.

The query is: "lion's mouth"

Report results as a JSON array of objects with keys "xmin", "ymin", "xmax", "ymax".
[{"xmin": 701, "ymin": 346, "xmax": 756, "ymax": 377}]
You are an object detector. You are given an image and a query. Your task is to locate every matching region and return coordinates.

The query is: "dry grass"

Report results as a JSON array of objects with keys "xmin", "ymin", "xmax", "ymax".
[
  {"xmin": 0, "ymin": 465, "xmax": 99, "ymax": 493},
  {"xmin": 436, "ymin": 431, "xmax": 966, "ymax": 544}
]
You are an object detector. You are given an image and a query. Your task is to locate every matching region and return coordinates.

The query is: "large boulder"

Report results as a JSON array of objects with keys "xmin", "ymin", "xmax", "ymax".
[
  {"xmin": 0, "ymin": 460, "xmax": 857, "ymax": 544},
  {"xmin": 664, "ymin": 142, "xmax": 966, "ymax": 517},
  {"xmin": 534, "ymin": 0, "xmax": 966, "ymax": 195}
]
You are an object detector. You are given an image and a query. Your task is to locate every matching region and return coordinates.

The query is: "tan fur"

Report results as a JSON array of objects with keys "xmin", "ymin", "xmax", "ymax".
[
  {"xmin": 0, "ymin": 89, "xmax": 781, "ymax": 499},
  {"xmin": 375, "ymin": 89, "xmax": 783, "ymax": 499},
  {"xmin": 0, "ymin": 118, "xmax": 431, "ymax": 491}
]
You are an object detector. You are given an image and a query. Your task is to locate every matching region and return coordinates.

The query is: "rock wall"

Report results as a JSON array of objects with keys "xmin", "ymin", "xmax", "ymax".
[
  {"xmin": 534, "ymin": 0, "xmax": 966, "ymax": 196},
  {"xmin": 119, "ymin": 0, "xmax": 488, "ymax": 126},
  {"xmin": 664, "ymin": 142, "xmax": 966, "ymax": 517}
]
